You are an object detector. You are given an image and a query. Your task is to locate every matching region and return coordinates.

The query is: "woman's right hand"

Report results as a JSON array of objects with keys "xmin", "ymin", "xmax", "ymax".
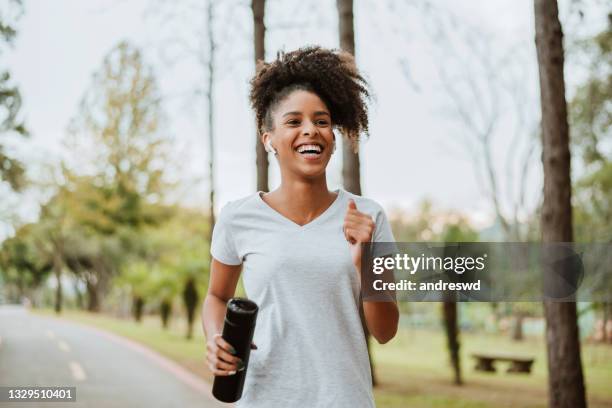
[{"xmin": 206, "ymin": 333, "xmax": 244, "ymax": 376}]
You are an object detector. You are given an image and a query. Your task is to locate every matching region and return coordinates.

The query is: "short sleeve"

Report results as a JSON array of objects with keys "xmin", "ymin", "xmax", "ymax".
[
  {"xmin": 372, "ymin": 206, "xmax": 398, "ymax": 258},
  {"xmin": 374, "ymin": 208, "xmax": 395, "ymax": 243},
  {"xmin": 210, "ymin": 203, "xmax": 242, "ymax": 265}
]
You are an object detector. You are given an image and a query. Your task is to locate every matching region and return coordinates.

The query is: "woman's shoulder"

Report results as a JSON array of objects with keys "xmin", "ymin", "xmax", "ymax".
[
  {"xmin": 218, "ymin": 192, "xmax": 261, "ymax": 218},
  {"xmin": 339, "ymin": 188, "xmax": 385, "ymax": 214}
]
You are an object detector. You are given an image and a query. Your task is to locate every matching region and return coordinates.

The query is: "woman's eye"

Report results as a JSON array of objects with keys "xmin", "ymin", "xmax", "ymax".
[
  {"xmin": 317, "ymin": 120, "xmax": 329, "ymax": 126},
  {"xmin": 287, "ymin": 119, "xmax": 300, "ymax": 125}
]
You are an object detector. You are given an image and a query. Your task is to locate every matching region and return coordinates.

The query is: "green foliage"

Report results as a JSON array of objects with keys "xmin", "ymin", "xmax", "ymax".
[
  {"xmin": 0, "ymin": 40, "xmax": 183, "ymax": 311},
  {"xmin": 111, "ymin": 205, "xmax": 210, "ymax": 311},
  {"xmin": 389, "ymin": 199, "xmax": 479, "ymax": 242},
  {"xmin": 570, "ymin": 17, "xmax": 612, "ymax": 243},
  {"xmin": 66, "ymin": 41, "xmax": 174, "ymax": 202},
  {"xmin": 0, "ymin": 223, "xmax": 52, "ymax": 299},
  {"xmin": 570, "ymin": 16, "xmax": 611, "ymax": 168},
  {"xmin": 0, "ymin": 0, "xmax": 27, "ymax": 192}
]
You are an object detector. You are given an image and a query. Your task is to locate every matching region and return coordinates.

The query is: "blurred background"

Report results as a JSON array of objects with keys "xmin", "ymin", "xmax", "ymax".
[{"xmin": 0, "ymin": 0, "xmax": 610, "ymax": 407}]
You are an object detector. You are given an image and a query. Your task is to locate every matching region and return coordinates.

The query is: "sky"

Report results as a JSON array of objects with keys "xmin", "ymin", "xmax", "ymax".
[{"xmin": 2, "ymin": 0, "xmax": 608, "ymax": 239}]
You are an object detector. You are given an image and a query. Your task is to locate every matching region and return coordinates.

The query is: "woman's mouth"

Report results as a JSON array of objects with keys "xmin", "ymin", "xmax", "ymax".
[{"xmin": 294, "ymin": 143, "xmax": 324, "ymax": 160}]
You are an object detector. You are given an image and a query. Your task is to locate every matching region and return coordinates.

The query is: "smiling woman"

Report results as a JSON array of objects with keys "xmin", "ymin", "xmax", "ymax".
[{"xmin": 201, "ymin": 46, "xmax": 398, "ymax": 408}]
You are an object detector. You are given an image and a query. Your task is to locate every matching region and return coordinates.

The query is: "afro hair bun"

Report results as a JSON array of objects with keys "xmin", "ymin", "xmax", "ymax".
[{"xmin": 249, "ymin": 46, "xmax": 370, "ymax": 151}]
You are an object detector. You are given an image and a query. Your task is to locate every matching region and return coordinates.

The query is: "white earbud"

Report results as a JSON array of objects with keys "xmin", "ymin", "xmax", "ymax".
[{"xmin": 265, "ymin": 140, "xmax": 278, "ymax": 155}]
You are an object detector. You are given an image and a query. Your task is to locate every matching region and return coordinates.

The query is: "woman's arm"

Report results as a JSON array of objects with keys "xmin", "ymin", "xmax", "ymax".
[
  {"xmin": 363, "ymin": 301, "xmax": 399, "ymax": 344},
  {"xmin": 202, "ymin": 258, "xmax": 242, "ymax": 337},
  {"xmin": 343, "ymin": 199, "xmax": 400, "ymax": 344},
  {"xmin": 201, "ymin": 258, "xmax": 244, "ymax": 375}
]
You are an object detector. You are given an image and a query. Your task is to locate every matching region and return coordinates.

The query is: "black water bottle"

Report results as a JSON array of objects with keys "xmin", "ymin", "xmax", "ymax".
[{"xmin": 212, "ymin": 298, "xmax": 259, "ymax": 403}]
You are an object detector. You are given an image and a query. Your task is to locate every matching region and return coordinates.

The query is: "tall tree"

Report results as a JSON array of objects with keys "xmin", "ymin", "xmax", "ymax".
[
  {"xmin": 65, "ymin": 42, "xmax": 173, "ymax": 311},
  {"xmin": 205, "ymin": 0, "xmax": 216, "ymax": 240},
  {"xmin": 336, "ymin": 0, "xmax": 378, "ymax": 387},
  {"xmin": 0, "ymin": 224, "xmax": 52, "ymax": 304},
  {"xmin": 0, "ymin": 0, "xmax": 27, "ymax": 192},
  {"xmin": 337, "ymin": 0, "xmax": 361, "ymax": 195},
  {"xmin": 570, "ymin": 16, "xmax": 611, "ymax": 342},
  {"xmin": 253, "ymin": 0, "xmax": 269, "ymax": 192},
  {"xmin": 534, "ymin": 1, "xmax": 587, "ymax": 407}
]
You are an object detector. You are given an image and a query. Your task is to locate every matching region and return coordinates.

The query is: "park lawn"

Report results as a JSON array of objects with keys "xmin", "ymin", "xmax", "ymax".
[
  {"xmin": 371, "ymin": 328, "xmax": 612, "ymax": 408},
  {"xmin": 35, "ymin": 309, "xmax": 612, "ymax": 408}
]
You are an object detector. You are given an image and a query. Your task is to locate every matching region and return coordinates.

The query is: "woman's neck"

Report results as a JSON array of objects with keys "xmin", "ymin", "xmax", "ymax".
[{"xmin": 265, "ymin": 177, "xmax": 338, "ymax": 226}]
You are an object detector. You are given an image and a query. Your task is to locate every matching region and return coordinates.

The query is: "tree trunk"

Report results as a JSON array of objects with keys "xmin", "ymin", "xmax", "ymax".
[
  {"xmin": 53, "ymin": 254, "xmax": 62, "ymax": 314},
  {"xmin": 133, "ymin": 296, "xmax": 144, "ymax": 322},
  {"xmin": 442, "ymin": 301, "xmax": 462, "ymax": 385},
  {"xmin": 161, "ymin": 300, "xmax": 171, "ymax": 329},
  {"xmin": 512, "ymin": 312, "xmax": 524, "ymax": 341},
  {"xmin": 337, "ymin": 0, "xmax": 361, "ymax": 195},
  {"xmin": 253, "ymin": 0, "xmax": 269, "ymax": 193},
  {"xmin": 206, "ymin": 0, "xmax": 216, "ymax": 241},
  {"xmin": 337, "ymin": 0, "xmax": 374, "ymax": 386},
  {"xmin": 73, "ymin": 279, "xmax": 84, "ymax": 310},
  {"xmin": 603, "ymin": 302, "xmax": 609, "ymax": 343},
  {"xmin": 534, "ymin": 1, "xmax": 587, "ymax": 407},
  {"xmin": 86, "ymin": 280, "xmax": 100, "ymax": 312},
  {"xmin": 183, "ymin": 278, "xmax": 199, "ymax": 340}
]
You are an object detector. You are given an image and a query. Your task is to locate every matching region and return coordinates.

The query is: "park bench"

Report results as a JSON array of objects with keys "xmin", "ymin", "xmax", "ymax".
[{"xmin": 471, "ymin": 352, "xmax": 535, "ymax": 374}]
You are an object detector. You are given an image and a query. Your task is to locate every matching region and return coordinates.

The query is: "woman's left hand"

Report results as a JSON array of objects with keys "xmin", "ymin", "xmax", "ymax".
[{"xmin": 343, "ymin": 199, "xmax": 375, "ymax": 276}]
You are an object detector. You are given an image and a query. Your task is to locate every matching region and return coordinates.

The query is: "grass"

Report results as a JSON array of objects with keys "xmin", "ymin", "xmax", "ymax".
[
  {"xmin": 370, "ymin": 328, "xmax": 612, "ymax": 408},
  {"xmin": 34, "ymin": 309, "xmax": 612, "ymax": 408}
]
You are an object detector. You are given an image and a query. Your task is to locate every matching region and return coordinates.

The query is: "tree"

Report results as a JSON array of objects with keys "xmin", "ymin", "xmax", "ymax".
[
  {"xmin": 253, "ymin": 0, "xmax": 269, "ymax": 193},
  {"xmin": 440, "ymin": 221, "xmax": 478, "ymax": 386},
  {"xmin": 0, "ymin": 224, "xmax": 52, "ymax": 304},
  {"xmin": 570, "ymin": 14, "xmax": 611, "ymax": 344},
  {"xmin": 389, "ymin": 200, "xmax": 478, "ymax": 385},
  {"xmin": 205, "ymin": 0, "xmax": 216, "ymax": 241},
  {"xmin": 62, "ymin": 41, "xmax": 174, "ymax": 310},
  {"xmin": 43, "ymin": 175, "xmax": 128, "ymax": 312},
  {"xmin": 336, "ymin": 0, "xmax": 380, "ymax": 387},
  {"xmin": 534, "ymin": 1, "xmax": 587, "ymax": 407},
  {"xmin": 337, "ymin": 0, "xmax": 361, "ymax": 195},
  {"xmin": 570, "ymin": 14, "xmax": 611, "ymax": 244},
  {"xmin": 0, "ymin": 0, "xmax": 27, "ymax": 192}
]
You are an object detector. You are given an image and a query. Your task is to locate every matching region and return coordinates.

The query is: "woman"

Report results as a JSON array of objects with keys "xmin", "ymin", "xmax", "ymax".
[{"xmin": 202, "ymin": 46, "xmax": 399, "ymax": 407}]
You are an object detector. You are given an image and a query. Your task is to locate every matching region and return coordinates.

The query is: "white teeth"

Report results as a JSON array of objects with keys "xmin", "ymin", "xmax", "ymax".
[{"xmin": 296, "ymin": 144, "xmax": 322, "ymax": 153}]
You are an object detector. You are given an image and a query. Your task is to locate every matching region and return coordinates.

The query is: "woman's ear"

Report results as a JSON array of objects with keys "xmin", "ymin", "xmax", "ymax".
[{"xmin": 262, "ymin": 133, "xmax": 277, "ymax": 155}]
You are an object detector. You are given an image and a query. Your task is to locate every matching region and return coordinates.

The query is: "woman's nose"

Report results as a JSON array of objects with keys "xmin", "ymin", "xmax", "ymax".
[{"xmin": 302, "ymin": 120, "xmax": 318, "ymax": 136}]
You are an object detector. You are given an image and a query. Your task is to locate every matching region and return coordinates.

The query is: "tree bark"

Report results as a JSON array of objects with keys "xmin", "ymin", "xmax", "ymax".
[
  {"xmin": 534, "ymin": 1, "xmax": 587, "ymax": 407},
  {"xmin": 337, "ymin": 0, "xmax": 361, "ymax": 195},
  {"xmin": 73, "ymin": 279, "xmax": 84, "ymax": 310},
  {"xmin": 603, "ymin": 302, "xmax": 609, "ymax": 343},
  {"xmin": 53, "ymin": 258, "xmax": 62, "ymax": 314},
  {"xmin": 442, "ymin": 300, "xmax": 462, "ymax": 385},
  {"xmin": 183, "ymin": 278, "xmax": 199, "ymax": 339},
  {"xmin": 512, "ymin": 312, "xmax": 524, "ymax": 341},
  {"xmin": 161, "ymin": 300, "xmax": 171, "ymax": 329},
  {"xmin": 253, "ymin": 0, "xmax": 269, "ymax": 192},
  {"xmin": 206, "ymin": 0, "xmax": 216, "ymax": 241},
  {"xmin": 133, "ymin": 296, "xmax": 144, "ymax": 322},
  {"xmin": 337, "ymin": 0, "xmax": 375, "ymax": 387},
  {"xmin": 86, "ymin": 280, "xmax": 100, "ymax": 312}
]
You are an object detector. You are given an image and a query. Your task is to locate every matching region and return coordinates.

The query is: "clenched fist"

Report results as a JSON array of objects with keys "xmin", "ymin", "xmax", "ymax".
[{"xmin": 343, "ymin": 199, "xmax": 375, "ymax": 276}]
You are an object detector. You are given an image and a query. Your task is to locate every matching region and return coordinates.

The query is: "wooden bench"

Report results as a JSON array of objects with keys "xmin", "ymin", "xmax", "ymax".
[{"xmin": 471, "ymin": 353, "xmax": 535, "ymax": 374}]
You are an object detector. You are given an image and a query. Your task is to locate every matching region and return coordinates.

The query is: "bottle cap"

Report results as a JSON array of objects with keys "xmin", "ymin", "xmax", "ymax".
[{"xmin": 225, "ymin": 298, "xmax": 258, "ymax": 328}]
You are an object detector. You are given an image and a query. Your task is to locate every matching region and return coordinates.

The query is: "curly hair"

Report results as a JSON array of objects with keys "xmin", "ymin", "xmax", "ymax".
[{"xmin": 249, "ymin": 46, "xmax": 371, "ymax": 152}]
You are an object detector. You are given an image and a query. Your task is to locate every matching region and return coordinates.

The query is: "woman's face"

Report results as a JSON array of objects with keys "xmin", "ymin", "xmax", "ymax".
[{"xmin": 263, "ymin": 90, "xmax": 335, "ymax": 180}]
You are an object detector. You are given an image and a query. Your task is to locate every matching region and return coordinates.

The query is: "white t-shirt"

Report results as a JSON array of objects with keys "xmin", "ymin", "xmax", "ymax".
[{"xmin": 210, "ymin": 188, "xmax": 395, "ymax": 408}]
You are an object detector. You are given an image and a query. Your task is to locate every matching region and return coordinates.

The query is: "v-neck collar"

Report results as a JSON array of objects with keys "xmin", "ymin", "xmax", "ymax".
[{"xmin": 256, "ymin": 189, "xmax": 344, "ymax": 230}]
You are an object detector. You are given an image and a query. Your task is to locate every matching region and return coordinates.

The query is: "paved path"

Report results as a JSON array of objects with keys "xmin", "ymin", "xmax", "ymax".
[{"xmin": 0, "ymin": 305, "xmax": 228, "ymax": 407}]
